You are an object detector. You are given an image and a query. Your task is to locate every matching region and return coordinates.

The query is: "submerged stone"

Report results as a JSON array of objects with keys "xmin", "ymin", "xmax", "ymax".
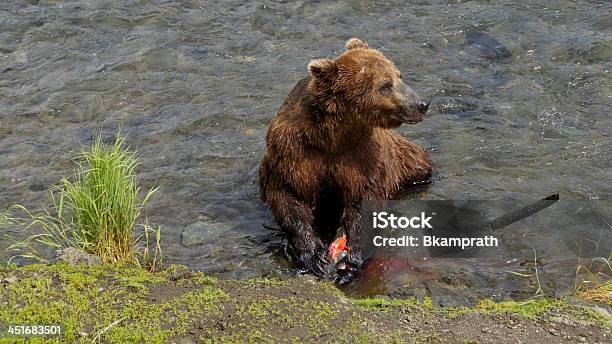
[
  {"xmin": 466, "ymin": 31, "xmax": 512, "ymax": 61},
  {"xmin": 56, "ymin": 247, "xmax": 101, "ymax": 266},
  {"xmin": 180, "ymin": 221, "xmax": 224, "ymax": 247}
]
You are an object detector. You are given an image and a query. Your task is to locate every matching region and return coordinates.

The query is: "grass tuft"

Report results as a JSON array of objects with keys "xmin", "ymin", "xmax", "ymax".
[
  {"xmin": 574, "ymin": 255, "xmax": 612, "ymax": 305},
  {"xmin": 3, "ymin": 132, "xmax": 159, "ymax": 265}
]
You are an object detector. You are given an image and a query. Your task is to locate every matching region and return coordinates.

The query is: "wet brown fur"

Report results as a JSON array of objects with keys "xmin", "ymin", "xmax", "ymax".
[{"xmin": 259, "ymin": 38, "xmax": 432, "ymax": 275}]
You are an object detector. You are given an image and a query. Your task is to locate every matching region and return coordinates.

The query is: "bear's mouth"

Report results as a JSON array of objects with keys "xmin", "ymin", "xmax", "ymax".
[
  {"xmin": 402, "ymin": 115, "xmax": 426, "ymax": 124},
  {"xmin": 397, "ymin": 107, "xmax": 427, "ymax": 124}
]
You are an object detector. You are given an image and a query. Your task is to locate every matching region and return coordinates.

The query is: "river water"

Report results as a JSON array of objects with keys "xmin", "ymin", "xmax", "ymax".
[{"xmin": 1, "ymin": 1, "xmax": 610, "ymax": 304}]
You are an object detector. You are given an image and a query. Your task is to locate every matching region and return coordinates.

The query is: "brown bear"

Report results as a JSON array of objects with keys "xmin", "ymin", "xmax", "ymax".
[{"xmin": 259, "ymin": 38, "xmax": 432, "ymax": 277}]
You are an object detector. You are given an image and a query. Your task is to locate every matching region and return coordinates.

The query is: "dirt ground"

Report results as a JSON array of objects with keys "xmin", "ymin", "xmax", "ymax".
[{"xmin": 0, "ymin": 264, "xmax": 609, "ymax": 343}]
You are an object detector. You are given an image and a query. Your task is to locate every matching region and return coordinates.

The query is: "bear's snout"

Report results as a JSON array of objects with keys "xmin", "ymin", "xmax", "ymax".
[
  {"xmin": 393, "ymin": 81, "xmax": 428, "ymax": 124},
  {"xmin": 397, "ymin": 98, "xmax": 429, "ymax": 124}
]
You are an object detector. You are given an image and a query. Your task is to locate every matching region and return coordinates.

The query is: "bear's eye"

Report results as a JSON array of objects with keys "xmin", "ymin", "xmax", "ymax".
[{"xmin": 379, "ymin": 81, "xmax": 393, "ymax": 96}]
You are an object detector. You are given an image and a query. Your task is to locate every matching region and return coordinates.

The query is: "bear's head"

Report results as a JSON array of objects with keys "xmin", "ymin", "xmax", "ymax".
[{"xmin": 307, "ymin": 38, "xmax": 429, "ymax": 128}]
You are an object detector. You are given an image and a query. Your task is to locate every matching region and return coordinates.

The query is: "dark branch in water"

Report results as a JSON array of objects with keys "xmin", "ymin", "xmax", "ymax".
[{"xmin": 488, "ymin": 194, "xmax": 560, "ymax": 231}]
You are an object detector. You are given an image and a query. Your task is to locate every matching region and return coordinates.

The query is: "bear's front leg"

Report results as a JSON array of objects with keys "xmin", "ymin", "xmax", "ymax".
[
  {"xmin": 265, "ymin": 189, "xmax": 330, "ymax": 276},
  {"xmin": 340, "ymin": 204, "xmax": 364, "ymax": 273}
]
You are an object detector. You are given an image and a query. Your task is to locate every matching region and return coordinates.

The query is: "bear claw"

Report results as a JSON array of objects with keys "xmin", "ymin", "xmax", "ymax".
[{"xmin": 300, "ymin": 247, "xmax": 330, "ymax": 277}]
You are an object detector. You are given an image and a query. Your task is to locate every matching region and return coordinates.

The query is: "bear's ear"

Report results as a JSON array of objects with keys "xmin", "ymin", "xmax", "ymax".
[
  {"xmin": 308, "ymin": 58, "xmax": 337, "ymax": 80},
  {"xmin": 345, "ymin": 38, "xmax": 369, "ymax": 50}
]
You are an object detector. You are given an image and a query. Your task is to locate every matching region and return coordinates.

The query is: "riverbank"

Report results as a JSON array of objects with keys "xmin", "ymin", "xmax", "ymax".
[{"xmin": 0, "ymin": 263, "xmax": 609, "ymax": 343}]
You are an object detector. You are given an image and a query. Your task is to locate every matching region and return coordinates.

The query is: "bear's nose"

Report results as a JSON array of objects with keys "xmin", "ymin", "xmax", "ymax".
[{"xmin": 418, "ymin": 101, "xmax": 430, "ymax": 113}]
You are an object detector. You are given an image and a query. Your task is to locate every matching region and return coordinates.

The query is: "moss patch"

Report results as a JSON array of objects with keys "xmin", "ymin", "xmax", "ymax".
[
  {"xmin": 475, "ymin": 297, "xmax": 612, "ymax": 329},
  {"xmin": 475, "ymin": 298, "xmax": 558, "ymax": 320},
  {"xmin": 0, "ymin": 264, "xmax": 610, "ymax": 343},
  {"xmin": 0, "ymin": 264, "xmax": 227, "ymax": 343}
]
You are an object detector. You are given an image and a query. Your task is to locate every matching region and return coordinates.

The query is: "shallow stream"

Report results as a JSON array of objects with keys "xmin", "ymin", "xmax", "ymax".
[{"xmin": 1, "ymin": 0, "xmax": 610, "ymax": 304}]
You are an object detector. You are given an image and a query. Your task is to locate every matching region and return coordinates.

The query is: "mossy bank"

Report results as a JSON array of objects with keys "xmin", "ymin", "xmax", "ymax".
[{"xmin": 0, "ymin": 264, "xmax": 609, "ymax": 344}]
